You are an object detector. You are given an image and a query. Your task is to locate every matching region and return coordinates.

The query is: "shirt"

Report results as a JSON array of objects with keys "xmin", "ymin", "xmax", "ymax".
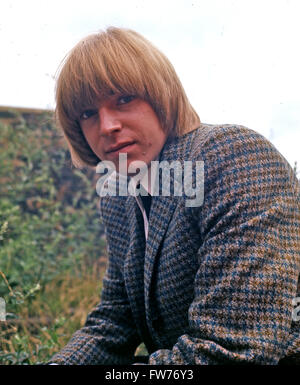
[
  {"xmin": 131, "ymin": 161, "xmax": 158, "ymax": 240},
  {"xmin": 135, "ymin": 187, "xmax": 151, "ymax": 241}
]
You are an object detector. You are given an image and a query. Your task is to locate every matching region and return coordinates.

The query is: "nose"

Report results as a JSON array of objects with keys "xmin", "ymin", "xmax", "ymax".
[{"xmin": 98, "ymin": 106, "xmax": 122, "ymax": 136}]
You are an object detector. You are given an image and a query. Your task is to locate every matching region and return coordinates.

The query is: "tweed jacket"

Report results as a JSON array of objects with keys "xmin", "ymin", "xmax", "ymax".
[{"xmin": 50, "ymin": 123, "xmax": 300, "ymax": 365}]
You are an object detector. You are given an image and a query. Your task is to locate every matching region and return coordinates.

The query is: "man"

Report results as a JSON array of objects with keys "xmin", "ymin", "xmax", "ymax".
[{"xmin": 49, "ymin": 27, "xmax": 300, "ymax": 364}]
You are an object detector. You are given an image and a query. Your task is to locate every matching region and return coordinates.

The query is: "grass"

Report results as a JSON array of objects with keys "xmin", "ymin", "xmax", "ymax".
[{"xmin": 0, "ymin": 259, "xmax": 106, "ymax": 364}]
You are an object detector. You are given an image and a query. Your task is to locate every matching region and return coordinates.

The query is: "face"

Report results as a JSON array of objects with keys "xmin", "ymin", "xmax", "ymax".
[{"xmin": 79, "ymin": 94, "xmax": 167, "ymax": 174}]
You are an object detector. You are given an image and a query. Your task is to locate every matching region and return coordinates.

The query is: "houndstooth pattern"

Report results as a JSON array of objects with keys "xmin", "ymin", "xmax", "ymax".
[{"xmin": 50, "ymin": 124, "xmax": 300, "ymax": 365}]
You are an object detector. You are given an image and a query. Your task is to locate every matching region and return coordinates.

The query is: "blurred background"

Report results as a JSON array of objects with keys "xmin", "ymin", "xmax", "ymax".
[
  {"xmin": 0, "ymin": 0, "xmax": 299, "ymax": 364},
  {"xmin": 0, "ymin": 0, "xmax": 299, "ymax": 169}
]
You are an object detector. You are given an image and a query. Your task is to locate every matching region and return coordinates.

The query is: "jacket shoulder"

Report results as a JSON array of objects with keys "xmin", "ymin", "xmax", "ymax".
[
  {"xmin": 190, "ymin": 123, "xmax": 295, "ymax": 175},
  {"xmin": 191, "ymin": 123, "xmax": 274, "ymax": 155}
]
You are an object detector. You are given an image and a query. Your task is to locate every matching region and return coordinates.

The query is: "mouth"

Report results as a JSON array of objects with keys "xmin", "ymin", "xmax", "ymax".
[{"xmin": 106, "ymin": 141, "xmax": 136, "ymax": 154}]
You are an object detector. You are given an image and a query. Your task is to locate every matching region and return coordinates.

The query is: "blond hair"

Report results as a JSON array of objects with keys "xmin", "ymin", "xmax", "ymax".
[{"xmin": 55, "ymin": 27, "xmax": 200, "ymax": 168}]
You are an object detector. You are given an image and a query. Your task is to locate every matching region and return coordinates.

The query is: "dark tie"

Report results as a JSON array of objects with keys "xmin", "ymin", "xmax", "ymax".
[
  {"xmin": 137, "ymin": 183, "xmax": 152, "ymax": 219},
  {"xmin": 140, "ymin": 194, "xmax": 152, "ymax": 219}
]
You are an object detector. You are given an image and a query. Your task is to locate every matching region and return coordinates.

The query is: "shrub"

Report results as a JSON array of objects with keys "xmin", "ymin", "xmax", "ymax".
[{"xmin": 0, "ymin": 111, "xmax": 106, "ymax": 364}]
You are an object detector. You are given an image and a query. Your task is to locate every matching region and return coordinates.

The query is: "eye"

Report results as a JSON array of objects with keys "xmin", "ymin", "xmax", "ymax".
[
  {"xmin": 117, "ymin": 95, "xmax": 136, "ymax": 105},
  {"xmin": 80, "ymin": 109, "xmax": 97, "ymax": 121}
]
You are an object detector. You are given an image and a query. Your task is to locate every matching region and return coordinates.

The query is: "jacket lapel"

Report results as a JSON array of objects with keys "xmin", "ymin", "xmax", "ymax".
[
  {"xmin": 143, "ymin": 129, "xmax": 197, "ymax": 324},
  {"xmin": 123, "ymin": 195, "xmax": 162, "ymax": 349},
  {"xmin": 144, "ymin": 195, "xmax": 178, "ymax": 323},
  {"xmin": 123, "ymin": 128, "xmax": 199, "ymax": 331},
  {"xmin": 123, "ymin": 195, "xmax": 146, "ymax": 324}
]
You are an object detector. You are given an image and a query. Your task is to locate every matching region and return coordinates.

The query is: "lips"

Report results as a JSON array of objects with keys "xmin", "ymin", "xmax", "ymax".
[{"xmin": 106, "ymin": 141, "xmax": 136, "ymax": 154}]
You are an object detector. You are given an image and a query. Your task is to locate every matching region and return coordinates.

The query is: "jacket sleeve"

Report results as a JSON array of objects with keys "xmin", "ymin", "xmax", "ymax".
[
  {"xmin": 49, "ymin": 197, "xmax": 141, "ymax": 365},
  {"xmin": 149, "ymin": 125, "xmax": 300, "ymax": 365}
]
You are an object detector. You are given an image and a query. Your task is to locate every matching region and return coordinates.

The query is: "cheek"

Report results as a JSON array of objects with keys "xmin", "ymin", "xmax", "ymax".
[
  {"xmin": 83, "ymin": 130, "xmax": 104, "ymax": 158},
  {"xmin": 82, "ymin": 128, "xmax": 92, "ymax": 144}
]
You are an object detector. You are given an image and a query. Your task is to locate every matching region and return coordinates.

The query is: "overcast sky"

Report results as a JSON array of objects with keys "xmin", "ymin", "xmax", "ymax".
[{"xmin": 0, "ymin": 0, "xmax": 299, "ymax": 171}]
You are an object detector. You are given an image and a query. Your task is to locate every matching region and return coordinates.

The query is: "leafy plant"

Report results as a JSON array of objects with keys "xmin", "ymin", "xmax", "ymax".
[{"xmin": 0, "ymin": 111, "xmax": 106, "ymax": 364}]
